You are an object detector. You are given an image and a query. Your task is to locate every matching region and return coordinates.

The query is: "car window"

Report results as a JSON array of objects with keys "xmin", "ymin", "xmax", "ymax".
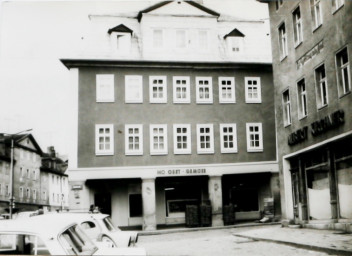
[
  {"xmin": 102, "ymin": 217, "xmax": 117, "ymax": 231},
  {"xmin": 0, "ymin": 234, "xmax": 49, "ymax": 255},
  {"xmin": 81, "ymin": 221, "xmax": 96, "ymax": 229},
  {"xmin": 59, "ymin": 224, "xmax": 97, "ymax": 255}
]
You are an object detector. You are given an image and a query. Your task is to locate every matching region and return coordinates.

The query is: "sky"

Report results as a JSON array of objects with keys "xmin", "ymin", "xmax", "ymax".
[{"xmin": 0, "ymin": 0, "xmax": 269, "ymax": 156}]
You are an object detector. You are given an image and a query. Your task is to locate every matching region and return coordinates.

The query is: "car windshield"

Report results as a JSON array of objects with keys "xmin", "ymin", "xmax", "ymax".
[
  {"xmin": 102, "ymin": 217, "xmax": 120, "ymax": 231},
  {"xmin": 59, "ymin": 224, "xmax": 98, "ymax": 255}
]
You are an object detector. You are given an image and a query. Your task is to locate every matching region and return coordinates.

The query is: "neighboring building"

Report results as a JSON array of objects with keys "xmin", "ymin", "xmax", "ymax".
[
  {"xmin": 259, "ymin": 0, "xmax": 352, "ymax": 231},
  {"xmin": 0, "ymin": 134, "xmax": 44, "ymax": 214},
  {"xmin": 62, "ymin": 0, "xmax": 279, "ymax": 230},
  {"xmin": 41, "ymin": 146, "xmax": 69, "ymax": 211},
  {"xmin": 0, "ymin": 134, "xmax": 70, "ymax": 215}
]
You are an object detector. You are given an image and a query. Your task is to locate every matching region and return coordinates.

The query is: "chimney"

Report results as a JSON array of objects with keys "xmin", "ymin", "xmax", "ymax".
[{"xmin": 48, "ymin": 146, "xmax": 56, "ymax": 157}]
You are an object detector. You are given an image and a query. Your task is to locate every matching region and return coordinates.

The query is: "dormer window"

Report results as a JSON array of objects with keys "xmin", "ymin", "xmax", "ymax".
[
  {"xmin": 108, "ymin": 24, "xmax": 133, "ymax": 55},
  {"xmin": 153, "ymin": 29, "xmax": 163, "ymax": 48},
  {"xmin": 224, "ymin": 28, "xmax": 245, "ymax": 54}
]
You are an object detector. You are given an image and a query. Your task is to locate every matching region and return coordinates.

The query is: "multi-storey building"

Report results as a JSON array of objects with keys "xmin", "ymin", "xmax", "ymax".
[
  {"xmin": 0, "ymin": 134, "xmax": 69, "ymax": 215},
  {"xmin": 41, "ymin": 146, "xmax": 69, "ymax": 211},
  {"xmin": 0, "ymin": 134, "xmax": 43, "ymax": 214},
  {"xmin": 62, "ymin": 0, "xmax": 279, "ymax": 230},
  {"xmin": 259, "ymin": 0, "xmax": 352, "ymax": 231}
]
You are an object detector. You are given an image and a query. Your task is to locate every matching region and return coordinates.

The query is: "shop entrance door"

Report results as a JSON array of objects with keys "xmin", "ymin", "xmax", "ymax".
[
  {"xmin": 291, "ymin": 170, "xmax": 300, "ymax": 221},
  {"xmin": 94, "ymin": 193, "xmax": 111, "ymax": 216}
]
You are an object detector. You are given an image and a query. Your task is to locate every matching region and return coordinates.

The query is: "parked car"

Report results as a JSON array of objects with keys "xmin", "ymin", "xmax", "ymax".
[
  {"xmin": 56, "ymin": 213, "xmax": 139, "ymax": 248},
  {"xmin": 0, "ymin": 214, "xmax": 146, "ymax": 255}
]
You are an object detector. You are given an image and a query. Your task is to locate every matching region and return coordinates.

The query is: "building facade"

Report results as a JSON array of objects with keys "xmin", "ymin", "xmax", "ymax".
[
  {"xmin": 0, "ymin": 134, "xmax": 69, "ymax": 215},
  {"xmin": 41, "ymin": 146, "xmax": 69, "ymax": 211},
  {"xmin": 260, "ymin": 0, "xmax": 352, "ymax": 231},
  {"xmin": 62, "ymin": 0, "xmax": 279, "ymax": 230},
  {"xmin": 0, "ymin": 134, "xmax": 44, "ymax": 214}
]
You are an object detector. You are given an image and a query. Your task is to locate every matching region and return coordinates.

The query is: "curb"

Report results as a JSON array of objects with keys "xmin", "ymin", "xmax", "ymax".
[
  {"xmin": 234, "ymin": 234, "xmax": 352, "ymax": 256},
  {"xmin": 138, "ymin": 222, "xmax": 281, "ymax": 236}
]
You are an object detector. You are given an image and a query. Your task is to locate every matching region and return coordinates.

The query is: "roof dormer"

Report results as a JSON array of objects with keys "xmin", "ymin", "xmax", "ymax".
[
  {"xmin": 108, "ymin": 24, "xmax": 133, "ymax": 55},
  {"xmin": 224, "ymin": 28, "xmax": 245, "ymax": 54}
]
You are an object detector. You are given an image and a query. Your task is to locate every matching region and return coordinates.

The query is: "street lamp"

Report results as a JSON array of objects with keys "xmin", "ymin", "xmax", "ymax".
[{"xmin": 8, "ymin": 128, "xmax": 32, "ymax": 219}]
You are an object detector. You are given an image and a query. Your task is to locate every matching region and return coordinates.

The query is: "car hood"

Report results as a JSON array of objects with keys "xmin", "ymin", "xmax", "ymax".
[{"xmin": 94, "ymin": 247, "xmax": 146, "ymax": 256}]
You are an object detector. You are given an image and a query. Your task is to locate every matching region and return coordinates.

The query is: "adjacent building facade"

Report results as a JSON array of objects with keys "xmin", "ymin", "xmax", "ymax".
[
  {"xmin": 0, "ymin": 134, "xmax": 69, "ymax": 215},
  {"xmin": 62, "ymin": 0, "xmax": 279, "ymax": 230},
  {"xmin": 260, "ymin": 0, "xmax": 352, "ymax": 231}
]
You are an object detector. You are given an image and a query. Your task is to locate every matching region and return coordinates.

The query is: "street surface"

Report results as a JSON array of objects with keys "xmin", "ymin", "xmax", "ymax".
[{"xmin": 137, "ymin": 226, "xmax": 338, "ymax": 256}]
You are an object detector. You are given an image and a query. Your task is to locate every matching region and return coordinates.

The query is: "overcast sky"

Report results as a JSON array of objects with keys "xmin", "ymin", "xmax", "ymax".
[{"xmin": 0, "ymin": 0, "xmax": 269, "ymax": 156}]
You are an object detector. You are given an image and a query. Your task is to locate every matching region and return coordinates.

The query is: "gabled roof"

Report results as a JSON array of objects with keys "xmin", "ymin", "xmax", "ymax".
[
  {"xmin": 224, "ymin": 28, "xmax": 245, "ymax": 39},
  {"xmin": 137, "ymin": 0, "xmax": 220, "ymax": 22},
  {"xmin": 108, "ymin": 24, "xmax": 133, "ymax": 34},
  {"xmin": 1, "ymin": 133, "xmax": 43, "ymax": 155}
]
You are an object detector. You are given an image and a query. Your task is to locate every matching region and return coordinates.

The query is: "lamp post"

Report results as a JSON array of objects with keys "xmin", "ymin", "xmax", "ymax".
[{"xmin": 8, "ymin": 129, "xmax": 32, "ymax": 219}]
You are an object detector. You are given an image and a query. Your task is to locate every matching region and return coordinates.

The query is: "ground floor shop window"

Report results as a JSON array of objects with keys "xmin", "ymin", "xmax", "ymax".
[
  {"xmin": 307, "ymin": 169, "xmax": 331, "ymax": 220},
  {"xmin": 129, "ymin": 194, "xmax": 142, "ymax": 217},
  {"xmin": 336, "ymin": 144, "xmax": 352, "ymax": 219}
]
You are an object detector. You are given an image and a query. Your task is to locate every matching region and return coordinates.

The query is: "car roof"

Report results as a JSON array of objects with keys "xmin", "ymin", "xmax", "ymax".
[
  {"xmin": 56, "ymin": 212, "xmax": 109, "ymax": 221},
  {"xmin": 0, "ymin": 214, "xmax": 78, "ymax": 238}
]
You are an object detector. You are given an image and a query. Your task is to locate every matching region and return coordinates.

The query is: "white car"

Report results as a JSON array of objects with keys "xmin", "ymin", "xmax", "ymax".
[
  {"xmin": 0, "ymin": 214, "xmax": 146, "ymax": 255},
  {"xmin": 57, "ymin": 213, "xmax": 139, "ymax": 248}
]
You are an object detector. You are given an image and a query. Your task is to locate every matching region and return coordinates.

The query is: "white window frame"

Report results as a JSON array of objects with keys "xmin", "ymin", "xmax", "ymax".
[
  {"xmin": 246, "ymin": 123, "xmax": 263, "ymax": 152},
  {"xmin": 227, "ymin": 37, "xmax": 244, "ymax": 53},
  {"xmin": 149, "ymin": 76, "xmax": 167, "ymax": 103},
  {"xmin": 198, "ymin": 30, "xmax": 208, "ymax": 50},
  {"xmin": 336, "ymin": 47, "xmax": 351, "ymax": 96},
  {"xmin": 332, "ymin": 0, "xmax": 344, "ymax": 12},
  {"xmin": 26, "ymin": 188, "xmax": 30, "ymax": 199},
  {"xmin": 95, "ymin": 124, "xmax": 114, "ymax": 156},
  {"xmin": 19, "ymin": 187, "xmax": 23, "ymax": 198},
  {"xmin": 196, "ymin": 124, "xmax": 214, "ymax": 154},
  {"xmin": 33, "ymin": 189, "xmax": 37, "ymax": 200},
  {"xmin": 32, "ymin": 170, "xmax": 36, "ymax": 180},
  {"xmin": 42, "ymin": 191, "xmax": 47, "ymax": 201},
  {"xmin": 125, "ymin": 124, "xmax": 143, "ymax": 155},
  {"xmin": 311, "ymin": 0, "xmax": 322, "ymax": 29},
  {"xmin": 220, "ymin": 124, "xmax": 238, "ymax": 153},
  {"xmin": 153, "ymin": 29, "xmax": 163, "ymax": 48},
  {"xmin": 96, "ymin": 74, "xmax": 114, "ymax": 102},
  {"xmin": 125, "ymin": 75, "xmax": 143, "ymax": 103},
  {"xmin": 175, "ymin": 30, "xmax": 187, "ymax": 49},
  {"xmin": 245, "ymin": 77, "xmax": 262, "ymax": 103},
  {"xmin": 5, "ymin": 185, "xmax": 9, "ymax": 196},
  {"xmin": 315, "ymin": 64, "xmax": 328, "ymax": 108},
  {"xmin": 282, "ymin": 89, "xmax": 291, "ymax": 126},
  {"xmin": 278, "ymin": 23, "xmax": 288, "ymax": 60},
  {"xmin": 297, "ymin": 79, "xmax": 308, "ymax": 119},
  {"xmin": 173, "ymin": 124, "xmax": 191, "ymax": 155},
  {"xmin": 27, "ymin": 169, "xmax": 30, "ymax": 179},
  {"xmin": 219, "ymin": 77, "xmax": 236, "ymax": 103},
  {"xmin": 293, "ymin": 6, "xmax": 303, "ymax": 47},
  {"xmin": 173, "ymin": 76, "xmax": 190, "ymax": 103},
  {"xmin": 112, "ymin": 32, "xmax": 131, "ymax": 55},
  {"xmin": 150, "ymin": 124, "xmax": 168, "ymax": 155},
  {"xmin": 196, "ymin": 77, "xmax": 213, "ymax": 104}
]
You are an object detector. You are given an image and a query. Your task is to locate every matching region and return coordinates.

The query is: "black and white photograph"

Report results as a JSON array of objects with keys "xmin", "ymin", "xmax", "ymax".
[{"xmin": 0, "ymin": 0, "xmax": 351, "ymax": 255}]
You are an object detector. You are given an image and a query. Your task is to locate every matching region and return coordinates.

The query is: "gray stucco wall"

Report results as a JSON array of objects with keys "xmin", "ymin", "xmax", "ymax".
[{"xmin": 77, "ymin": 64, "xmax": 276, "ymax": 168}]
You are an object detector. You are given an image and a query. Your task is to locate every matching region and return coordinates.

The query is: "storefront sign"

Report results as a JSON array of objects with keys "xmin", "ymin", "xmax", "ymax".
[
  {"xmin": 296, "ymin": 40, "xmax": 323, "ymax": 69},
  {"xmin": 288, "ymin": 126, "xmax": 308, "ymax": 146},
  {"xmin": 288, "ymin": 109, "xmax": 345, "ymax": 146},
  {"xmin": 311, "ymin": 109, "xmax": 344, "ymax": 136},
  {"xmin": 72, "ymin": 185, "xmax": 83, "ymax": 190},
  {"xmin": 157, "ymin": 168, "xmax": 207, "ymax": 176}
]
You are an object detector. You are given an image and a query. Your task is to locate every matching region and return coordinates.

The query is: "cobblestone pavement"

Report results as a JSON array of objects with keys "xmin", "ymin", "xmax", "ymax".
[{"xmin": 137, "ymin": 226, "xmax": 339, "ymax": 256}]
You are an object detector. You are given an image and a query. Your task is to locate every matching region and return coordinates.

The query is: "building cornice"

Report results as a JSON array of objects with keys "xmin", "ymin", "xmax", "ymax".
[{"xmin": 60, "ymin": 58, "xmax": 273, "ymax": 71}]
